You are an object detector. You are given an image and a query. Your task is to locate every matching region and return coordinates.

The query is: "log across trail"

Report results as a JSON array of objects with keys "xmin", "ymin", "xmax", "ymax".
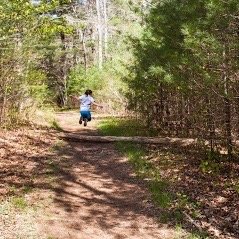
[
  {"xmin": 60, "ymin": 132, "xmax": 239, "ymax": 148},
  {"xmin": 60, "ymin": 133, "xmax": 197, "ymax": 146}
]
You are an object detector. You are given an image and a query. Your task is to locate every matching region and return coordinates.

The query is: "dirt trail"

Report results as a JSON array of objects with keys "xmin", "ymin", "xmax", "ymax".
[{"xmin": 38, "ymin": 112, "xmax": 179, "ymax": 239}]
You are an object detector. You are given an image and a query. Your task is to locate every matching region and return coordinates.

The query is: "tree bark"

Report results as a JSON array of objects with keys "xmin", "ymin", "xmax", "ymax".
[
  {"xmin": 223, "ymin": 43, "xmax": 232, "ymax": 159},
  {"xmin": 96, "ymin": 0, "xmax": 103, "ymax": 69},
  {"xmin": 103, "ymin": 0, "xmax": 108, "ymax": 58},
  {"xmin": 205, "ymin": 95, "xmax": 215, "ymax": 152},
  {"xmin": 60, "ymin": 32, "xmax": 68, "ymax": 106},
  {"xmin": 78, "ymin": 29, "xmax": 87, "ymax": 71}
]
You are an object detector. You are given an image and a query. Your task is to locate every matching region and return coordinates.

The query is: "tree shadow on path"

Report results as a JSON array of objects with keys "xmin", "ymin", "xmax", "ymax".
[{"xmin": 39, "ymin": 111, "xmax": 177, "ymax": 239}]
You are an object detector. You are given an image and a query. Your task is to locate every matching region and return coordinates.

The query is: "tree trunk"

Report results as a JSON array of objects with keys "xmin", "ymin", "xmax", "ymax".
[
  {"xmin": 103, "ymin": 0, "xmax": 108, "ymax": 59},
  {"xmin": 78, "ymin": 29, "xmax": 87, "ymax": 71},
  {"xmin": 159, "ymin": 83, "xmax": 164, "ymax": 124},
  {"xmin": 60, "ymin": 32, "xmax": 68, "ymax": 106},
  {"xmin": 180, "ymin": 94, "xmax": 185, "ymax": 136},
  {"xmin": 205, "ymin": 95, "xmax": 215, "ymax": 152},
  {"xmin": 96, "ymin": 0, "xmax": 103, "ymax": 69},
  {"xmin": 223, "ymin": 44, "xmax": 232, "ymax": 160}
]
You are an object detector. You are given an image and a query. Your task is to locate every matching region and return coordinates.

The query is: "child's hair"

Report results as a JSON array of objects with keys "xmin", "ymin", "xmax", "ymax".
[{"xmin": 85, "ymin": 89, "xmax": 92, "ymax": 95}]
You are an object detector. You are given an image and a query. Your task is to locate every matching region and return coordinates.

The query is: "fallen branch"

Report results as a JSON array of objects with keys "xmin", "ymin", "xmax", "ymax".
[{"xmin": 182, "ymin": 211, "xmax": 203, "ymax": 233}]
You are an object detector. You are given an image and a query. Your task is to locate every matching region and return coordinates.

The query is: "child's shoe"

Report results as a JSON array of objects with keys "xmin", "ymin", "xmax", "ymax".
[{"xmin": 84, "ymin": 118, "xmax": 87, "ymax": 126}]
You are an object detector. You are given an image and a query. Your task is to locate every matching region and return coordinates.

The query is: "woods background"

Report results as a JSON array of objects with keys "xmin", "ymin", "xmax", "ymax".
[{"xmin": 0, "ymin": 0, "xmax": 239, "ymax": 158}]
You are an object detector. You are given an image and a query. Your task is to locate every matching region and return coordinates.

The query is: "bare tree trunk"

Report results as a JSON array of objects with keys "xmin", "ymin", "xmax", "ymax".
[
  {"xmin": 60, "ymin": 32, "xmax": 68, "ymax": 106},
  {"xmin": 159, "ymin": 83, "xmax": 164, "ymax": 124},
  {"xmin": 180, "ymin": 94, "xmax": 185, "ymax": 136},
  {"xmin": 0, "ymin": 93, "xmax": 7, "ymax": 124},
  {"xmin": 205, "ymin": 95, "xmax": 215, "ymax": 152},
  {"xmin": 78, "ymin": 29, "xmax": 87, "ymax": 71},
  {"xmin": 72, "ymin": 30, "xmax": 78, "ymax": 65},
  {"xmin": 223, "ymin": 44, "xmax": 232, "ymax": 159},
  {"xmin": 103, "ymin": 0, "xmax": 108, "ymax": 58},
  {"xmin": 96, "ymin": 0, "xmax": 103, "ymax": 69},
  {"xmin": 236, "ymin": 94, "xmax": 239, "ymax": 138}
]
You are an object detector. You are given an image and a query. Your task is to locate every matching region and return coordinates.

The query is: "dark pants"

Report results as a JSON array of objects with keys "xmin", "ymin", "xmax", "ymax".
[{"xmin": 80, "ymin": 110, "xmax": 91, "ymax": 121}]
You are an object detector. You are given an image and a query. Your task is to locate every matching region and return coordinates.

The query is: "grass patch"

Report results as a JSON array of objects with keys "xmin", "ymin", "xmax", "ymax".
[
  {"xmin": 174, "ymin": 224, "xmax": 210, "ymax": 239},
  {"xmin": 199, "ymin": 159, "xmax": 221, "ymax": 174},
  {"xmin": 149, "ymin": 181, "xmax": 172, "ymax": 208},
  {"xmin": 51, "ymin": 119, "xmax": 63, "ymax": 131},
  {"xmin": 120, "ymin": 142, "xmax": 173, "ymax": 209},
  {"xmin": 99, "ymin": 119, "xmax": 173, "ymax": 210},
  {"xmin": 11, "ymin": 196, "xmax": 28, "ymax": 210},
  {"xmin": 46, "ymin": 159, "xmax": 61, "ymax": 175},
  {"xmin": 99, "ymin": 118, "xmax": 157, "ymax": 137},
  {"xmin": 51, "ymin": 139, "xmax": 66, "ymax": 151},
  {"xmin": 186, "ymin": 233, "xmax": 210, "ymax": 239},
  {"xmin": 233, "ymin": 182, "xmax": 239, "ymax": 194}
]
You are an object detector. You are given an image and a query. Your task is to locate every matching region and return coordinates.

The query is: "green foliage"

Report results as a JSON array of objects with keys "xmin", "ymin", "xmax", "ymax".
[
  {"xmin": 199, "ymin": 150, "xmax": 222, "ymax": 174},
  {"xmin": 99, "ymin": 118, "xmax": 157, "ymax": 137},
  {"xmin": 124, "ymin": 0, "xmax": 239, "ymax": 145},
  {"xmin": 149, "ymin": 180, "xmax": 172, "ymax": 208},
  {"xmin": 0, "ymin": 0, "xmax": 141, "ymax": 123},
  {"xmin": 51, "ymin": 119, "xmax": 63, "ymax": 131},
  {"xmin": 234, "ymin": 183, "xmax": 239, "ymax": 194},
  {"xmin": 67, "ymin": 61, "xmax": 128, "ymax": 112},
  {"xmin": 199, "ymin": 160, "xmax": 220, "ymax": 174},
  {"xmin": 185, "ymin": 233, "xmax": 209, "ymax": 239},
  {"xmin": 46, "ymin": 159, "xmax": 61, "ymax": 174},
  {"xmin": 51, "ymin": 139, "xmax": 66, "ymax": 151},
  {"xmin": 0, "ymin": 0, "xmax": 74, "ymax": 125},
  {"xmin": 25, "ymin": 69, "xmax": 50, "ymax": 104},
  {"xmin": 11, "ymin": 196, "xmax": 28, "ymax": 210},
  {"xmin": 68, "ymin": 66, "xmax": 103, "ymax": 94},
  {"xmin": 117, "ymin": 141, "xmax": 173, "ymax": 209}
]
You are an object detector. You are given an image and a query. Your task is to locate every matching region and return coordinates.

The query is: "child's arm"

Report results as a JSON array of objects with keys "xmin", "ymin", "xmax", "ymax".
[
  {"xmin": 70, "ymin": 95, "xmax": 80, "ymax": 101},
  {"xmin": 92, "ymin": 101, "xmax": 103, "ymax": 108}
]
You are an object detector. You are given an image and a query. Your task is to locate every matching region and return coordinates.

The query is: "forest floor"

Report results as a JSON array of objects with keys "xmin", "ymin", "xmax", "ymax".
[{"xmin": 0, "ymin": 111, "xmax": 238, "ymax": 239}]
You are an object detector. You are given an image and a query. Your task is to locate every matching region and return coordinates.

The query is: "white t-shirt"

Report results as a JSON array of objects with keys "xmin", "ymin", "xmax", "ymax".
[{"xmin": 79, "ymin": 94, "xmax": 94, "ymax": 111}]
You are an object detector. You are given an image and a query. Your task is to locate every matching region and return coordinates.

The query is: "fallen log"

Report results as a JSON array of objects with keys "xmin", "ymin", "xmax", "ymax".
[
  {"xmin": 60, "ymin": 133, "xmax": 239, "ymax": 148},
  {"xmin": 92, "ymin": 115, "xmax": 130, "ymax": 120},
  {"xmin": 60, "ymin": 133, "xmax": 200, "ymax": 146}
]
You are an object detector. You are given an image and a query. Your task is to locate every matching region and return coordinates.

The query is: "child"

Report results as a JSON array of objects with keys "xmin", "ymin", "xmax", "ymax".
[{"xmin": 78, "ymin": 90, "xmax": 103, "ymax": 126}]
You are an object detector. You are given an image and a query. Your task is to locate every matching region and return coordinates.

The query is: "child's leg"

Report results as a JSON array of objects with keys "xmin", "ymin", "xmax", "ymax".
[
  {"xmin": 87, "ymin": 111, "xmax": 92, "ymax": 121},
  {"xmin": 80, "ymin": 111, "xmax": 91, "ymax": 126},
  {"xmin": 79, "ymin": 111, "xmax": 83, "ymax": 124},
  {"xmin": 80, "ymin": 111, "xmax": 88, "ymax": 120}
]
